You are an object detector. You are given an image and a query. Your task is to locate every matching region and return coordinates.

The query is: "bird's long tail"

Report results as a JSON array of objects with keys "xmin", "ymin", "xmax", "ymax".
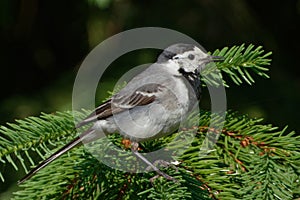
[{"xmin": 18, "ymin": 129, "xmax": 97, "ymax": 184}]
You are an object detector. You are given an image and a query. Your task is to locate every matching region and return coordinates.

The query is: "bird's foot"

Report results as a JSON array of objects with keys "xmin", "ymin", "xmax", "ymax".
[
  {"xmin": 131, "ymin": 141, "xmax": 178, "ymax": 182},
  {"xmin": 146, "ymin": 160, "xmax": 179, "ymax": 183}
]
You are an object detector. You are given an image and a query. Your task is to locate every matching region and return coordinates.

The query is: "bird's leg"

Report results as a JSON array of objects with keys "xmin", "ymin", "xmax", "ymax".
[
  {"xmin": 146, "ymin": 160, "xmax": 179, "ymax": 173},
  {"xmin": 131, "ymin": 141, "xmax": 177, "ymax": 182}
]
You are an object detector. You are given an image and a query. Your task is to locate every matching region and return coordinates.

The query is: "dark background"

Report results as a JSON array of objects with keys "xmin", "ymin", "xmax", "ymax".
[{"xmin": 0, "ymin": 0, "xmax": 299, "ymax": 198}]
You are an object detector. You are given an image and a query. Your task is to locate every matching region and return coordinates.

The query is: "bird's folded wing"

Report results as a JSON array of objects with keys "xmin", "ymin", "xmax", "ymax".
[{"xmin": 75, "ymin": 83, "xmax": 164, "ymax": 128}]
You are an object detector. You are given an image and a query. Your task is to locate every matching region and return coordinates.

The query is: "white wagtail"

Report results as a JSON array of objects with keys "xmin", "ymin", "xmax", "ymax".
[{"xmin": 18, "ymin": 43, "xmax": 223, "ymax": 184}]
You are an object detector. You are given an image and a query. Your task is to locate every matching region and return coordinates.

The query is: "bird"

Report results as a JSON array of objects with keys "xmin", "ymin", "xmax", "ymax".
[{"xmin": 18, "ymin": 43, "xmax": 223, "ymax": 184}]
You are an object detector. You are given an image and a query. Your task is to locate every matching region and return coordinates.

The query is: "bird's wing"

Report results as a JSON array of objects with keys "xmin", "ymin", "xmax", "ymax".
[{"xmin": 75, "ymin": 83, "xmax": 164, "ymax": 128}]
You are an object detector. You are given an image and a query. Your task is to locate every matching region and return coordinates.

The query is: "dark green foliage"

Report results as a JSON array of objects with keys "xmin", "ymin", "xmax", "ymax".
[
  {"xmin": 0, "ymin": 111, "xmax": 81, "ymax": 182},
  {"xmin": 202, "ymin": 44, "xmax": 271, "ymax": 87},
  {"xmin": 6, "ymin": 111, "xmax": 299, "ymax": 199}
]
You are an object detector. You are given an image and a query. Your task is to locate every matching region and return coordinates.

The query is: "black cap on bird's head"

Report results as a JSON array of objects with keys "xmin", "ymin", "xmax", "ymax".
[
  {"xmin": 157, "ymin": 43, "xmax": 198, "ymax": 63},
  {"xmin": 157, "ymin": 43, "xmax": 224, "ymax": 72}
]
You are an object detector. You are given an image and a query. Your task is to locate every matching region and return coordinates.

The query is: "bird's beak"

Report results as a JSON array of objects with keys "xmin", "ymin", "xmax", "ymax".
[
  {"xmin": 196, "ymin": 55, "xmax": 224, "ymax": 73},
  {"xmin": 206, "ymin": 55, "xmax": 224, "ymax": 62},
  {"xmin": 198, "ymin": 55, "xmax": 224, "ymax": 64}
]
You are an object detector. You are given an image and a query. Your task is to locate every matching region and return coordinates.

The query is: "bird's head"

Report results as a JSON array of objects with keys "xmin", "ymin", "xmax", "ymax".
[{"xmin": 157, "ymin": 43, "xmax": 223, "ymax": 73}]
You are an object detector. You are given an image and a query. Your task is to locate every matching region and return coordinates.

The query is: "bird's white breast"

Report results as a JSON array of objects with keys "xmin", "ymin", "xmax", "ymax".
[{"xmin": 163, "ymin": 61, "xmax": 190, "ymax": 107}]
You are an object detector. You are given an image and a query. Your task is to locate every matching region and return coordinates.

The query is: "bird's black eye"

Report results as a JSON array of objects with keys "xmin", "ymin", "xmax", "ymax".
[
  {"xmin": 188, "ymin": 54, "xmax": 195, "ymax": 60},
  {"xmin": 173, "ymin": 56, "xmax": 179, "ymax": 60}
]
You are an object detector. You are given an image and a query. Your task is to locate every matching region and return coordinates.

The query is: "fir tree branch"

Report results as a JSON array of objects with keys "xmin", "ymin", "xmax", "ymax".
[
  {"xmin": 202, "ymin": 44, "xmax": 272, "ymax": 87},
  {"xmin": 0, "ymin": 111, "xmax": 84, "ymax": 182},
  {"xmin": 4, "ymin": 111, "xmax": 298, "ymax": 200}
]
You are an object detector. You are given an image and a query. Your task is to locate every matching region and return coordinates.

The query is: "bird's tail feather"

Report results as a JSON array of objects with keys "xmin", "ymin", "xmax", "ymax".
[{"xmin": 18, "ymin": 129, "xmax": 97, "ymax": 184}]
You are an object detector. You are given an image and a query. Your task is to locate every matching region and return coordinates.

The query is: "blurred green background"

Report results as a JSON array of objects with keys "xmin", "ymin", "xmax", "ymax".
[{"xmin": 0, "ymin": 0, "xmax": 299, "ymax": 198}]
